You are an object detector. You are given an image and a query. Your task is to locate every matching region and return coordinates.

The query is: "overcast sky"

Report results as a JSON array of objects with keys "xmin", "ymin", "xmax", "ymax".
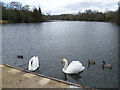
[{"xmin": 3, "ymin": 0, "xmax": 119, "ymax": 15}]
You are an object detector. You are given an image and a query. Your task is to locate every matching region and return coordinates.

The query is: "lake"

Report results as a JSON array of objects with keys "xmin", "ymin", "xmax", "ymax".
[{"xmin": 2, "ymin": 21, "xmax": 118, "ymax": 88}]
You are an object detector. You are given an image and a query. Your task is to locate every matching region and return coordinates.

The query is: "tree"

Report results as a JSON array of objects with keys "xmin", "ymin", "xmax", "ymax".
[
  {"xmin": 118, "ymin": 1, "xmax": 120, "ymax": 25},
  {"xmin": 22, "ymin": 5, "xmax": 29, "ymax": 11},
  {"xmin": 32, "ymin": 7, "xmax": 42, "ymax": 22},
  {"xmin": 39, "ymin": 7, "xmax": 42, "ymax": 15},
  {"xmin": 10, "ymin": 1, "xmax": 22, "ymax": 10}
]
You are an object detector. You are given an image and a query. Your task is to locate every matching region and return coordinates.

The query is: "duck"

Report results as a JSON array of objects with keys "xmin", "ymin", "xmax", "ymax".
[
  {"xmin": 61, "ymin": 58, "xmax": 85, "ymax": 74},
  {"xmin": 28, "ymin": 56, "xmax": 39, "ymax": 71},
  {"xmin": 88, "ymin": 60, "xmax": 96, "ymax": 67},
  {"xmin": 102, "ymin": 61, "xmax": 112, "ymax": 69},
  {"xmin": 17, "ymin": 55, "xmax": 23, "ymax": 59}
]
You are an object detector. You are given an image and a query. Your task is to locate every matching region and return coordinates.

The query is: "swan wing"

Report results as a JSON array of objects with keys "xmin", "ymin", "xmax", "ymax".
[
  {"xmin": 32, "ymin": 56, "xmax": 39, "ymax": 71},
  {"xmin": 28, "ymin": 56, "xmax": 36, "ymax": 71},
  {"xmin": 35, "ymin": 56, "xmax": 39, "ymax": 68},
  {"xmin": 28, "ymin": 59, "xmax": 32, "ymax": 71},
  {"xmin": 28, "ymin": 56, "xmax": 39, "ymax": 71},
  {"xmin": 65, "ymin": 61, "xmax": 85, "ymax": 74}
]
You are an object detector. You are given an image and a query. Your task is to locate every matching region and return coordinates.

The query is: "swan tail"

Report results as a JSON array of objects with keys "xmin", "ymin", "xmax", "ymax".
[{"xmin": 80, "ymin": 66, "xmax": 85, "ymax": 71}]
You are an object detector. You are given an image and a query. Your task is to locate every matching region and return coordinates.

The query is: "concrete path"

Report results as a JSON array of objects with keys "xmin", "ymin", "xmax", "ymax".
[{"xmin": 1, "ymin": 64, "xmax": 96, "ymax": 89}]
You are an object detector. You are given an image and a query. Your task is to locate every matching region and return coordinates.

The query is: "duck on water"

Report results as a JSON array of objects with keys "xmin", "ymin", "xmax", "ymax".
[
  {"xmin": 88, "ymin": 60, "xmax": 96, "ymax": 67},
  {"xmin": 102, "ymin": 61, "xmax": 112, "ymax": 69},
  {"xmin": 17, "ymin": 55, "xmax": 23, "ymax": 59}
]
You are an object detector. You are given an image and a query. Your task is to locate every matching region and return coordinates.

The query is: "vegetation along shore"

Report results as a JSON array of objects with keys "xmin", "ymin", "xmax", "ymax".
[{"xmin": 0, "ymin": 1, "xmax": 120, "ymax": 24}]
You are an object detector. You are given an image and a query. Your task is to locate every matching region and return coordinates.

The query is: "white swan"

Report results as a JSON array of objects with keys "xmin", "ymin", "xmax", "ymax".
[
  {"xmin": 28, "ymin": 56, "xmax": 39, "ymax": 71},
  {"xmin": 61, "ymin": 58, "xmax": 85, "ymax": 74}
]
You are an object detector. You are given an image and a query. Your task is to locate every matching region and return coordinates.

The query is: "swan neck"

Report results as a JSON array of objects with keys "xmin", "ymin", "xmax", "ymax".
[{"xmin": 63, "ymin": 60, "xmax": 68, "ymax": 70}]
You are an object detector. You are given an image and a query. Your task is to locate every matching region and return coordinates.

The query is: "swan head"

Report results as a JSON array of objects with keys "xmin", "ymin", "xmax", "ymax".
[{"xmin": 61, "ymin": 58, "xmax": 68, "ymax": 64}]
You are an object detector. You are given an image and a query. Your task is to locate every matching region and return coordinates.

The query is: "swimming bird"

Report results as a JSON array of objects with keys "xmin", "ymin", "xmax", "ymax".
[
  {"xmin": 102, "ymin": 61, "xmax": 112, "ymax": 69},
  {"xmin": 17, "ymin": 55, "xmax": 23, "ymax": 59},
  {"xmin": 28, "ymin": 56, "xmax": 39, "ymax": 71},
  {"xmin": 61, "ymin": 58, "xmax": 85, "ymax": 74},
  {"xmin": 88, "ymin": 60, "xmax": 96, "ymax": 67}
]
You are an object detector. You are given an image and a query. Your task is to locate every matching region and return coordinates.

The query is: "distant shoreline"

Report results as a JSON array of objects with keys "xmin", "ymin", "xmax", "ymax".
[{"xmin": 0, "ymin": 19, "xmax": 118, "ymax": 25}]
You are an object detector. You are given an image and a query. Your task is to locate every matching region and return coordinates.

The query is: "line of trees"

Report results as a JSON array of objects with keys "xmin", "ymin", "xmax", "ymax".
[
  {"xmin": 0, "ymin": 1, "xmax": 119, "ymax": 24},
  {"xmin": 118, "ymin": 1, "xmax": 120, "ymax": 25},
  {"xmin": 46, "ymin": 9, "xmax": 118, "ymax": 24},
  {"xmin": 1, "ymin": 1, "xmax": 43, "ymax": 23}
]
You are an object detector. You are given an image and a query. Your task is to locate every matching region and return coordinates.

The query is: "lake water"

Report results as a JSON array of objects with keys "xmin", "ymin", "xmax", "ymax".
[{"xmin": 2, "ymin": 21, "xmax": 118, "ymax": 88}]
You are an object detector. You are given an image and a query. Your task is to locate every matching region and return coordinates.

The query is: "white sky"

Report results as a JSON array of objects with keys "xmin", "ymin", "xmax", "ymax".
[{"xmin": 2, "ymin": 0, "xmax": 119, "ymax": 15}]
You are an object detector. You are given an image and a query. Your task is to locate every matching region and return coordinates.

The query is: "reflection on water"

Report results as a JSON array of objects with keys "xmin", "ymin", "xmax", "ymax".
[
  {"xmin": 2, "ymin": 21, "xmax": 118, "ymax": 88},
  {"xmin": 63, "ymin": 72, "xmax": 82, "ymax": 81}
]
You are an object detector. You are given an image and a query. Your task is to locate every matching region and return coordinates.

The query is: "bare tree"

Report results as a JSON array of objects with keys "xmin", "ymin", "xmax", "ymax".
[
  {"xmin": 10, "ymin": 1, "xmax": 22, "ymax": 10},
  {"xmin": 22, "ymin": 5, "xmax": 30, "ymax": 11}
]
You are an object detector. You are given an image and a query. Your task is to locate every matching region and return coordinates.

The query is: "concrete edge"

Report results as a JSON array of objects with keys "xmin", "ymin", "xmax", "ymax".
[{"xmin": 2, "ymin": 64, "xmax": 97, "ymax": 89}]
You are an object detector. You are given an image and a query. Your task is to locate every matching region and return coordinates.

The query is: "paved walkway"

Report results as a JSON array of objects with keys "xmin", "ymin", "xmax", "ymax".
[{"xmin": 1, "ymin": 64, "xmax": 96, "ymax": 89}]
